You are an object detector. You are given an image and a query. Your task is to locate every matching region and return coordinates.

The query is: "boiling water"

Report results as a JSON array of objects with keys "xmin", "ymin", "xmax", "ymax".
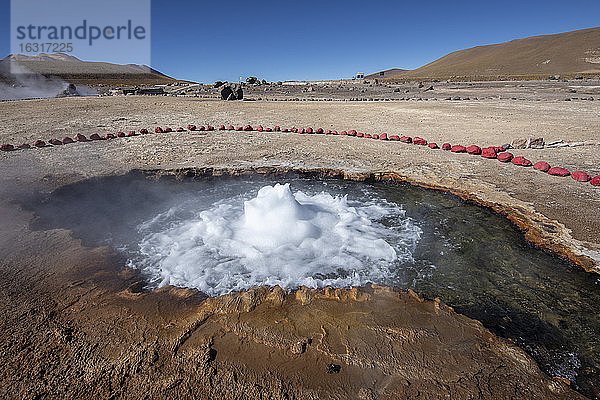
[
  {"xmin": 130, "ymin": 183, "xmax": 420, "ymax": 295},
  {"xmin": 27, "ymin": 173, "xmax": 600, "ymax": 396}
]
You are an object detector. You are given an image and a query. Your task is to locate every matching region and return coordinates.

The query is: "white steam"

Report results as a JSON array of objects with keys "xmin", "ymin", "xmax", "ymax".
[{"xmin": 0, "ymin": 60, "xmax": 96, "ymax": 101}]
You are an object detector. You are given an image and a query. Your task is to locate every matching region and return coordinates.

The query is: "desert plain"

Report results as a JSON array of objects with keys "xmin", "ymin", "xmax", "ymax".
[{"xmin": 0, "ymin": 82, "xmax": 599, "ymax": 399}]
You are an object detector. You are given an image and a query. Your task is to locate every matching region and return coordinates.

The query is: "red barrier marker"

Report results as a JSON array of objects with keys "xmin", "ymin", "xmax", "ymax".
[
  {"xmin": 450, "ymin": 145, "xmax": 467, "ymax": 153},
  {"xmin": 49, "ymin": 139, "xmax": 62, "ymax": 145},
  {"xmin": 548, "ymin": 167, "xmax": 570, "ymax": 177},
  {"xmin": 572, "ymin": 171, "xmax": 591, "ymax": 182},
  {"xmin": 389, "ymin": 135, "xmax": 400, "ymax": 141},
  {"xmin": 590, "ymin": 176, "xmax": 600, "ymax": 186},
  {"xmin": 244, "ymin": 125, "xmax": 253, "ymax": 131},
  {"xmin": 116, "ymin": 132, "xmax": 126, "ymax": 138},
  {"xmin": 400, "ymin": 136, "xmax": 412, "ymax": 143},
  {"xmin": 497, "ymin": 152, "xmax": 513, "ymax": 162},
  {"xmin": 511, "ymin": 156, "xmax": 532, "ymax": 167},
  {"xmin": 155, "ymin": 127, "xmax": 163, "ymax": 133},
  {"xmin": 428, "ymin": 142, "xmax": 439, "ymax": 149},
  {"xmin": 274, "ymin": 126, "xmax": 281, "ymax": 132},
  {"xmin": 74, "ymin": 134, "xmax": 87, "ymax": 142},
  {"xmin": 187, "ymin": 125, "xmax": 197, "ymax": 131},
  {"xmin": 466, "ymin": 145, "xmax": 481, "ymax": 155},
  {"xmin": 442, "ymin": 143, "xmax": 451, "ymax": 150},
  {"xmin": 18, "ymin": 143, "xmax": 31, "ymax": 149},
  {"xmin": 140, "ymin": 128, "xmax": 149, "ymax": 134},
  {"xmin": 379, "ymin": 133, "xmax": 388, "ymax": 140},
  {"xmin": 176, "ymin": 127, "xmax": 184, "ymax": 132},
  {"xmin": 316, "ymin": 128, "xmax": 324, "ymax": 134},
  {"xmin": 33, "ymin": 140, "xmax": 46, "ymax": 147},
  {"xmin": 481, "ymin": 147, "xmax": 497, "ymax": 158},
  {"xmin": 0, "ymin": 144, "xmax": 14, "ymax": 151},
  {"xmin": 218, "ymin": 125, "xmax": 226, "ymax": 130},
  {"xmin": 62, "ymin": 137, "xmax": 74, "ymax": 144},
  {"xmin": 533, "ymin": 161, "xmax": 550, "ymax": 172}
]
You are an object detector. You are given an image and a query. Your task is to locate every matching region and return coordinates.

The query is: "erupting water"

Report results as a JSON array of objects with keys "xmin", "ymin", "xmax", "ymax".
[
  {"xmin": 129, "ymin": 183, "xmax": 421, "ymax": 296},
  {"xmin": 29, "ymin": 174, "xmax": 600, "ymax": 393}
]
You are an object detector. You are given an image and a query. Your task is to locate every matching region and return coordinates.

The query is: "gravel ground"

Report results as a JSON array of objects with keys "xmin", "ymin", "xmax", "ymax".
[{"xmin": 155, "ymin": 79, "xmax": 600, "ymax": 102}]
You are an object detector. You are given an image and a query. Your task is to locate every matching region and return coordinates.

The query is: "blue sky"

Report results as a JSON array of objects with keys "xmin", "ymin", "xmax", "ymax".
[{"xmin": 1, "ymin": 0, "xmax": 599, "ymax": 82}]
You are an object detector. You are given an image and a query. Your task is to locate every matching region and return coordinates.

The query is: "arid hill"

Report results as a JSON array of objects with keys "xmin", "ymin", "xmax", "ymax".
[
  {"xmin": 365, "ymin": 68, "xmax": 408, "ymax": 79},
  {"xmin": 370, "ymin": 27, "xmax": 600, "ymax": 80},
  {"xmin": 0, "ymin": 53, "xmax": 179, "ymax": 85}
]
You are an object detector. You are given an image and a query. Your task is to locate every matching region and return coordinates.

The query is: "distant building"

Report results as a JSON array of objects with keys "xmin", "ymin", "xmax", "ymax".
[{"xmin": 354, "ymin": 72, "xmax": 364, "ymax": 79}]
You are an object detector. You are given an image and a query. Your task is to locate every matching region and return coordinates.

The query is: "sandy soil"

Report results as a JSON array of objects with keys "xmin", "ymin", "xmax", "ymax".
[{"xmin": 0, "ymin": 94, "xmax": 599, "ymax": 399}]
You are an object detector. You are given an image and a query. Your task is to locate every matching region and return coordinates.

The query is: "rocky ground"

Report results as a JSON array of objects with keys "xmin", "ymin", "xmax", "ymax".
[
  {"xmin": 146, "ymin": 78, "xmax": 600, "ymax": 102},
  {"xmin": 0, "ymin": 92, "xmax": 599, "ymax": 399}
]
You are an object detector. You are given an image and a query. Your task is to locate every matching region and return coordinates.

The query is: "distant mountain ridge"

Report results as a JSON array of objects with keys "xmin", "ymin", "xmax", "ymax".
[
  {"xmin": 365, "ymin": 68, "xmax": 408, "ymax": 79},
  {"xmin": 369, "ymin": 27, "xmax": 600, "ymax": 80},
  {"xmin": 1, "ymin": 53, "xmax": 180, "ymax": 85}
]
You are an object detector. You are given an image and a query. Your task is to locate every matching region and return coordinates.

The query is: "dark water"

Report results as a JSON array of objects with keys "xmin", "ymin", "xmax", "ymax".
[{"xmin": 26, "ymin": 172, "xmax": 600, "ymax": 398}]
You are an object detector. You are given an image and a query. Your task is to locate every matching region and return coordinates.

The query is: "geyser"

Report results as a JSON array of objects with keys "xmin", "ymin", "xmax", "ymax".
[
  {"xmin": 129, "ymin": 183, "xmax": 420, "ymax": 296},
  {"xmin": 25, "ymin": 172, "xmax": 600, "ymax": 393}
]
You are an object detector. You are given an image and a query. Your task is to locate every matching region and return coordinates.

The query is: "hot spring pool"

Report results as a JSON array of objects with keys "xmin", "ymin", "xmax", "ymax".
[{"xmin": 28, "ymin": 172, "xmax": 600, "ymax": 396}]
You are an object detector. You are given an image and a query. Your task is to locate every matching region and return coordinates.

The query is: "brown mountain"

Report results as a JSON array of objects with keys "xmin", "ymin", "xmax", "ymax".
[
  {"xmin": 1, "ymin": 53, "xmax": 180, "ymax": 85},
  {"xmin": 371, "ymin": 27, "xmax": 600, "ymax": 80},
  {"xmin": 365, "ymin": 68, "xmax": 408, "ymax": 79}
]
